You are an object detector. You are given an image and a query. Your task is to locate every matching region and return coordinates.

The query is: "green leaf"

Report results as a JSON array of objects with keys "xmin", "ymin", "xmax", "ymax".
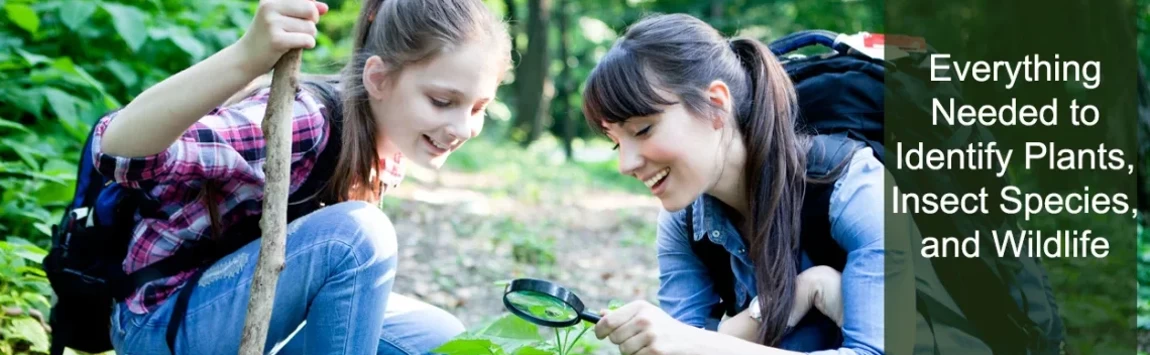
[
  {"xmin": 513, "ymin": 346, "xmax": 553, "ymax": 355},
  {"xmin": 480, "ymin": 314, "xmax": 544, "ymax": 341},
  {"xmin": 434, "ymin": 338, "xmax": 499, "ymax": 355},
  {"xmin": 0, "ymin": 118, "xmax": 30, "ymax": 133},
  {"xmin": 14, "ymin": 48, "xmax": 49, "ymax": 66},
  {"xmin": 4, "ymin": 3, "xmax": 38, "ymax": 34},
  {"xmin": 58, "ymin": 1, "xmax": 96, "ymax": 31},
  {"xmin": 169, "ymin": 31, "xmax": 206, "ymax": 60},
  {"xmin": 106, "ymin": 60, "xmax": 138, "ymax": 87},
  {"xmin": 42, "ymin": 87, "xmax": 78, "ymax": 122},
  {"xmin": 6, "ymin": 316, "xmax": 49, "ymax": 353},
  {"xmin": 0, "ymin": 85, "xmax": 44, "ymax": 118},
  {"xmin": 102, "ymin": 3, "xmax": 148, "ymax": 52},
  {"xmin": 52, "ymin": 57, "xmax": 108, "ymax": 96},
  {"xmin": 9, "ymin": 239, "xmax": 47, "ymax": 263}
]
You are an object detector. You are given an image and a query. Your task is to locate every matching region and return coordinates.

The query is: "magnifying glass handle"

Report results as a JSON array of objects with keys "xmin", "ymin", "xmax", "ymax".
[{"xmin": 579, "ymin": 310, "xmax": 601, "ymax": 324}]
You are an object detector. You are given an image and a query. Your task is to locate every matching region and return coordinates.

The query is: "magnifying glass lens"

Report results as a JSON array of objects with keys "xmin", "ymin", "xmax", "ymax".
[{"xmin": 505, "ymin": 290, "xmax": 578, "ymax": 323}]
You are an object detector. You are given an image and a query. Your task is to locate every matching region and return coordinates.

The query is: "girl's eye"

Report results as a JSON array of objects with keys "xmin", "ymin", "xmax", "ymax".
[
  {"xmin": 636, "ymin": 126, "xmax": 651, "ymax": 136},
  {"xmin": 430, "ymin": 97, "xmax": 451, "ymax": 107}
]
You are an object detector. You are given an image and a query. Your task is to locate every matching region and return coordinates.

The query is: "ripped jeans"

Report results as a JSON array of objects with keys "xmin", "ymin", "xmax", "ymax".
[{"xmin": 108, "ymin": 201, "xmax": 465, "ymax": 355}]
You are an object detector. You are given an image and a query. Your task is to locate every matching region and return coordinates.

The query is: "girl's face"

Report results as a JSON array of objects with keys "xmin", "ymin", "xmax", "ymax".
[
  {"xmin": 602, "ymin": 99, "xmax": 728, "ymax": 211},
  {"xmin": 365, "ymin": 41, "xmax": 504, "ymax": 169}
]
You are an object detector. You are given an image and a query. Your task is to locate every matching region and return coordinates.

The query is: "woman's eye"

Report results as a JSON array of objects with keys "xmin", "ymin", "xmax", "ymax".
[
  {"xmin": 636, "ymin": 126, "xmax": 651, "ymax": 136},
  {"xmin": 430, "ymin": 97, "xmax": 451, "ymax": 107}
]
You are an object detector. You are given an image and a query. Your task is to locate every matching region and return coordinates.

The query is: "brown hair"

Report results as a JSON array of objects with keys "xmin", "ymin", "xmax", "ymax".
[
  {"xmin": 582, "ymin": 14, "xmax": 809, "ymax": 346},
  {"xmin": 329, "ymin": 0, "xmax": 512, "ymax": 203}
]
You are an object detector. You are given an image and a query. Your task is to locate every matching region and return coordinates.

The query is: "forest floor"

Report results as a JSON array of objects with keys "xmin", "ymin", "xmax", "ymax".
[{"xmin": 380, "ymin": 138, "xmax": 665, "ymax": 334}]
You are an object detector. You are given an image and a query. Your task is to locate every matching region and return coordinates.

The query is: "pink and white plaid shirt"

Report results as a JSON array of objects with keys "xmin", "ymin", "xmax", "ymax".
[{"xmin": 91, "ymin": 87, "xmax": 406, "ymax": 314}]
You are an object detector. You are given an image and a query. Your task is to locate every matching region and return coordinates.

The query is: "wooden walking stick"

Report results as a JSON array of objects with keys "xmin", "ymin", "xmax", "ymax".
[{"xmin": 238, "ymin": 47, "xmax": 302, "ymax": 355}]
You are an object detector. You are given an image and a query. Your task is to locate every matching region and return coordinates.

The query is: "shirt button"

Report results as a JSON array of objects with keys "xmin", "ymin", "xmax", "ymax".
[
  {"xmin": 711, "ymin": 231, "xmax": 720, "ymax": 238},
  {"xmin": 738, "ymin": 248, "xmax": 746, "ymax": 254}
]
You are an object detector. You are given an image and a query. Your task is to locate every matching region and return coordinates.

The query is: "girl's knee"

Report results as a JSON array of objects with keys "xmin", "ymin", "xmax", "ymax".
[{"xmin": 308, "ymin": 201, "xmax": 398, "ymax": 269}]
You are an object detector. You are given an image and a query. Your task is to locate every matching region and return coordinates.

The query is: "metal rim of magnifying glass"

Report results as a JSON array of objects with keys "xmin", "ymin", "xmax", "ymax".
[{"xmin": 503, "ymin": 278, "xmax": 587, "ymax": 328}]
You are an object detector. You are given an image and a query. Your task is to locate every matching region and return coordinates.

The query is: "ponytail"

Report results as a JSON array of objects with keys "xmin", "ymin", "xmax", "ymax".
[{"xmin": 729, "ymin": 37, "xmax": 806, "ymax": 347}]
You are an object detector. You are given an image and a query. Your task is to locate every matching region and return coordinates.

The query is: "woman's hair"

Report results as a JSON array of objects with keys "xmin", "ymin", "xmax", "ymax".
[
  {"xmin": 582, "ymin": 14, "xmax": 809, "ymax": 346},
  {"xmin": 327, "ymin": 0, "xmax": 512, "ymax": 203}
]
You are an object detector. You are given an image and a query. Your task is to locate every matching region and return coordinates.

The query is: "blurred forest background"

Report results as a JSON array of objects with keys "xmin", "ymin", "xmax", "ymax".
[{"xmin": 0, "ymin": 0, "xmax": 1147, "ymax": 354}]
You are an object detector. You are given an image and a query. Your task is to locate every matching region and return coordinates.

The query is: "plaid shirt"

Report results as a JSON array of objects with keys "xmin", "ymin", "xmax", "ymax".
[{"xmin": 91, "ymin": 87, "xmax": 406, "ymax": 314}]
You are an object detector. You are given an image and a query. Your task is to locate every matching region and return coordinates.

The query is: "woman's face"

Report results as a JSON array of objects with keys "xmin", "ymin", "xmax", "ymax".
[
  {"xmin": 602, "ymin": 100, "xmax": 728, "ymax": 211},
  {"xmin": 365, "ymin": 41, "xmax": 504, "ymax": 169}
]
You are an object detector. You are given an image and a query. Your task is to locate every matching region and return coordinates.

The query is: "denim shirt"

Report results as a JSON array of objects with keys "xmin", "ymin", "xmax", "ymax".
[{"xmin": 655, "ymin": 147, "xmax": 884, "ymax": 355}]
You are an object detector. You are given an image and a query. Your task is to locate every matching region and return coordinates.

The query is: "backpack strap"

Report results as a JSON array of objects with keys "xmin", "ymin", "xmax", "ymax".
[
  {"xmin": 686, "ymin": 133, "xmax": 860, "ymax": 322},
  {"xmin": 686, "ymin": 204, "xmax": 742, "ymax": 321},
  {"xmin": 798, "ymin": 134, "xmax": 858, "ymax": 271}
]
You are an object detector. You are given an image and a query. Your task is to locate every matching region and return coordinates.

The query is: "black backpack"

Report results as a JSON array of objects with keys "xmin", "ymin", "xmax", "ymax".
[
  {"xmin": 687, "ymin": 30, "xmax": 1066, "ymax": 354},
  {"xmin": 42, "ymin": 79, "xmax": 346, "ymax": 355}
]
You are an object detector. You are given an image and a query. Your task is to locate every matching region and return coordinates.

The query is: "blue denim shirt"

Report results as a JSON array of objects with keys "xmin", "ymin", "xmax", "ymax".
[{"xmin": 655, "ymin": 147, "xmax": 884, "ymax": 355}]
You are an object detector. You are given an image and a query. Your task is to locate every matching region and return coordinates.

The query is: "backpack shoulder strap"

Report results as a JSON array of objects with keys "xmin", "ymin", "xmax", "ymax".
[
  {"xmin": 685, "ymin": 203, "xmax": 742, "ymax": 320},
  {"xmin": 799, "ymin": 133, "xmax": 861, "ymax": 271}
]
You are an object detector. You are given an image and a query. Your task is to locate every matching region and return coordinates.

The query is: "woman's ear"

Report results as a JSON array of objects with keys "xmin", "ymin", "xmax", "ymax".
[
  {"xmin": 362, "ymin": 55, "xmax": 391, "ymax": 100},
  {"xmin": 706, "ymin": 80, "xmax": 732, "ymax": 130}
]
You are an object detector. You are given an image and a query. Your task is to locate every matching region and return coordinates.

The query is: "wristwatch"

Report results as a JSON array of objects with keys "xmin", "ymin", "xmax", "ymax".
[{"xmin": 749, "ymin": 296, "xmax": 762, "ymax": 322}]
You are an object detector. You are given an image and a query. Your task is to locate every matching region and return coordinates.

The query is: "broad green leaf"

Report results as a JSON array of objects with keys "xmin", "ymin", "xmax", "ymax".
[
  {"xmin": 170, "ymin": 31, "xmax": 206, "ymax": 60},
  {"xmin": 52, "ymin": 57, "xmax": 107, "ymax": 94},
  {"xmin": 14, "ymin": 48, "xmax": 49, "ymax": 66},
  {"xmin": 10, "ymin": 239, "xmax": 47, "ymax": 263},
  {"xmin": 17, "ymin": 267, "xmax": 45, "ymax": 277},
  {"xmin": 513, "ymin": 346, "xmax": 553, "ymax": 355},
  {"xmin": 42, "ymin": 87, "xmax": 78, "ymax": 122},
  {"xmin": 0, "ymin": 118, "xmax": 30, "ymax": 133},
  {"xmin": 102, "ymin": 3, "xmax": 148, "ymax": 52},
  {"xmin": 433, "ymin": 338, "xmax": 499, "ymax": 355},
  {"xmin": 6, "ymin": 316, "xmax": 49, "ymax": 353},
  {"xmin": 1, "ymin": 86, "xmax": 45, "ymax": 118},
  {"xmin": 4, "ymin": 3, "xmax": 38, "ymax": 34},
  {"xmin": 58, "ymin": 0, "xmax": 96, "ymax": 31},
  {"xmin": 7, "ymin": 140, "xmax": 39, "ymax": 171},
  {"xmin": 106, "ymin": 60, "xmax": 138, "ymax": 87},
  {"xmin": 480, "ymin": 314, "xmax": 543, "ymax": 341}
]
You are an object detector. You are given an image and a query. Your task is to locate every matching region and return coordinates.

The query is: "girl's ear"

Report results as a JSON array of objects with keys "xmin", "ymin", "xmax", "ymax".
[
  {"xmin": 706, "ymin": 80, "xmax": 732, "ymax": 130},
  {"xmin": 362, "ymin": 55, "xmax": 391, "ymax": 100}
]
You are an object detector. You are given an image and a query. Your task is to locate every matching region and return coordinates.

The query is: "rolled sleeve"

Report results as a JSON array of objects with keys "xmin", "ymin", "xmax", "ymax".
[
  {"xmin": 809, "ymin": 148, "xmax": 885, "ymax": 355},
  {"xmin": 655, "ymin": 208, "xmax": 720, "ymax": 329},
  {"xmin": 90, "ymin": 110, "xmax": 176, "ymax": 189},
  {"xmin": 90, "ymin": 88, "xmax": 328, "ymax": 189}
]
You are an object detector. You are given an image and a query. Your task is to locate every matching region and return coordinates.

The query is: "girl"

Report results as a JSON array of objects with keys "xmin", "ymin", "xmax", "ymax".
[
  {"xmin": 92, "ymin": 0, "xmax": 511, "ymax": 354},
  {"xmin": 580, "ymin": 14, "xmax": 883, "ymax": 355}
]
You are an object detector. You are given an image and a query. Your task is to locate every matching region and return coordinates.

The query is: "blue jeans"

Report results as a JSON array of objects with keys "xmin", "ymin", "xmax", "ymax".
[{"xmin": 108, "ymin": 201, "xmax": 465, "ymax": 354}]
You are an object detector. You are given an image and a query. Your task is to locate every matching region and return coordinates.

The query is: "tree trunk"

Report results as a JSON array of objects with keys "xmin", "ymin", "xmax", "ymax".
[
  {"xmin": 557, "ymin": 0, "xmax": 574, "ymax": 160},
  {"xmin": 512, "ymin": 0, "xmax": 551, "ymax": 146},
  {"xmin": 238, "ymin": 49, "xmax": 299, "ymax": 355},
  {"xmin": 503, "ymin": 0, "xmax": 519, "ymax": 68}
]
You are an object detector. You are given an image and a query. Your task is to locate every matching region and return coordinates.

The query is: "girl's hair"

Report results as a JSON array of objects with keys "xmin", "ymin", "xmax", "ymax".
[
  {"xmin": 328, "ymin": 0, "xmax": 512, "ymax": 203},
  {"xmin": 582, "ymin": 14, "xmax": 809, "ymax": 346}
]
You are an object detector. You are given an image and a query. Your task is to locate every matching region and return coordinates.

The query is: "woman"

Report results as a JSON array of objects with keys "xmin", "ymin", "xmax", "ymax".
[
  {"xmin": 92, "ymin": 0, "xmax": 512, "ymax": 353},
  {"xmin": 580, "ymin": 13, "xmax": 883, "ymax": 355}
]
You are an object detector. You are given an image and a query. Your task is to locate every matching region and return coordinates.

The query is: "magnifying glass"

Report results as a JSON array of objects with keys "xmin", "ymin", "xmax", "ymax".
[{"xmin": 502, "ymin": 278, "xmax": 602, "ymax": 328}]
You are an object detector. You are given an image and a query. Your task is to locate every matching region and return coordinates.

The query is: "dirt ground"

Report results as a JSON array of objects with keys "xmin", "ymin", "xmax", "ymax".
[{"xmin": 383, "ymin": 166, "xmax": 666, "ymax": 330}]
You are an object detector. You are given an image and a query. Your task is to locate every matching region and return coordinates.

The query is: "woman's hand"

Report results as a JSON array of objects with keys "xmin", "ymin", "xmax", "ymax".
[
  {"xmin": 595, "ymin": 300, "xmax": 705, "ymax": 355},
  {"xmin": 790, "ymin": 265, "xmax": 844, "ymax": 327},
  {"xmin": 236, "ymin": 0, "xmax": 329, "ymax": 75}
]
